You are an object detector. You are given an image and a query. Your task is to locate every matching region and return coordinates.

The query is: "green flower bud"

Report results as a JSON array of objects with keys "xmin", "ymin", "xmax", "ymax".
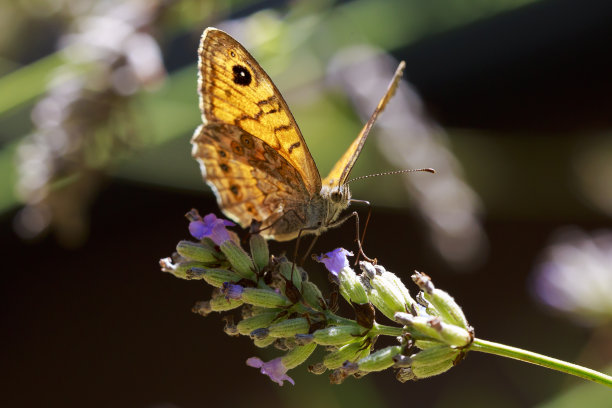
[
  {"xmin": 338, "ymin": 267, "xmax": 368, "ymax": 305},
  {"xmin": 395, "ymin": 313, "xmax": 471, "ymax": 347},
  {"xmin": 176, "ymin": 240, "xmax": 219, "ymax": 263},
  {"xmin": 189, "ymin": 267, "xmax": 242, "ymax": 287},
  {"xmin": 410, "ymin": 345, "xmax": 459, "ymax": 369},
  {"xmin": 410, "ymin": 346, "xmax": 458, "ymax": 379},
  {"xmin": 281, "ymin": 342, "xmax": 317, "ymax": 369},
  {"xmin": 415, "ymin": 339, "xmax": 443, "ymax": 350},
  {"xmin": 241, "ymin": 287, "xmax": 292, "ymax": 308},
  {"xmin": 366, "ymin": 286, "xmax": 403, "ymax": 321},
  {"xmin": 312, "ymin": 324, "xmax": 365, "ymax": 346},
  {"xmin": 379, "ymin": 268, "xmax": 416, "ymax": 311},
  {"xmin": 436, "ymin": 321, "xmax": 472, "ymax": 347},
  {"xmin": 209, "ymin": 295, "xmax": 243, "ymax": 312},
  {"xmin": 237, "ymin": 310, "xmax": 283, "ymax": 335},
  {"xmin": 357, "ymin": 345, "xmax": 403, "ymax": 372},
  {"xmin": 395, "ymin": 313, "xmax": 445, "ymax": 341},
  {"xmin": 425, "ymin": 288, "xmax": 469, "ymax": 329},
  {"xmin": 323, "ymin": 341, "xmax": 370, "ymax": 370},
  {"xmin": 267, "ymin": 318, "xmax": 310, "ymax": 338},
  {"xmin": 279, "ymin": 261, "xmax": 304, "ymax": 290},
  {"xmin": 253, "ymin": 336, "xmax": 276, "ymax": 348},
  {"xmin": 301, "ymin": 281, "xmax": 325, "ymax": 311},
  {"xmin": 220, "ymin": 240, "xmax": 256, "ymax": 280},
  {"xmin": 413, "ymin": 271, "xmax": 468, "ymax": 329},
  {"xmin": 160, "ymin": 258, "xmax": 208, "ymax": 280},
  {"xmin": 249, "ymin": 234, "xmax": 269, "ymax": 271},
  {"xmin": 362, "ymin": 263, "xmax": 414, "ymax": 320}
]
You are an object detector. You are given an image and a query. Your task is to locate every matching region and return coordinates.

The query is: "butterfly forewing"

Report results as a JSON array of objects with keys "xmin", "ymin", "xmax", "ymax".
[
  {"xmin": 197, "ymin": 28, "xmax": 321, "ymax": 195},
  {"xmin": 192, "ymin": 27, "xmax": 326, "ymax": 240}
]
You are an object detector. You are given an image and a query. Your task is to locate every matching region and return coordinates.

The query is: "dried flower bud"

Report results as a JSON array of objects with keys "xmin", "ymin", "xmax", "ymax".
[
  {"xmin": 192, "ymin": 300, "xmax": 211, "ymax": 317},
  {"xmin": 209, "ymin": 295, "xmax": 243, "ymax": 312}
]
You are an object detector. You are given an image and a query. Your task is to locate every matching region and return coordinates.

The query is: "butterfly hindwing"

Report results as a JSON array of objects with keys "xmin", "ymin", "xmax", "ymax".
[{"xmin": 192, "ymin": 122, "xmax": 310, "ymax": 239}]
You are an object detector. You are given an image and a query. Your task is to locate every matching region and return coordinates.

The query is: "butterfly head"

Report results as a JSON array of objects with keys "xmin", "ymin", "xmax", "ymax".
[{"xmin": 319, "ymin": 182, "xmax": 351, "ymax": 226}]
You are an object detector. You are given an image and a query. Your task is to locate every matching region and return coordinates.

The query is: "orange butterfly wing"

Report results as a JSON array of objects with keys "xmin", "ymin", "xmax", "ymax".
[
  {"xmin": 196, "ymin": 27, "xmax": 321, "ymax": 194},
  {"xmin": 191, "ymin": 27, "xmax": 322, "ymax": 238}
]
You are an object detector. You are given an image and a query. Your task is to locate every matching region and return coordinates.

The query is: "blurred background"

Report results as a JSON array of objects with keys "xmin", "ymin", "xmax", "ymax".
[{"xmin": 2, "ymin": 0, "xmax": 612, "ymax": 406}]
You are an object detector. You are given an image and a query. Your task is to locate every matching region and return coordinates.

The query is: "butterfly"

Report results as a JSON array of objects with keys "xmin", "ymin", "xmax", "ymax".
[{"xmin": 191, "ymin": 27, "xmax": 410, "ymax": 245}]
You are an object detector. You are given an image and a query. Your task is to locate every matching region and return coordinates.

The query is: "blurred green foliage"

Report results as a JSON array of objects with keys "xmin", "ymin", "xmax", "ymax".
[{"xmin": 0, "ymin": 0, "xmax": 539, "ymax": 214}]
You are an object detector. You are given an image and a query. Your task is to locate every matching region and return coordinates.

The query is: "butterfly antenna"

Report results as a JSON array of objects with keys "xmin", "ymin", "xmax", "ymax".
[
  {"xmin": 346, "ymin": 168, "xmax": 435, "ymax": 185},
  {"xmin": 335, "ymin": 61, "xmax": 407, "ymax": 188}
]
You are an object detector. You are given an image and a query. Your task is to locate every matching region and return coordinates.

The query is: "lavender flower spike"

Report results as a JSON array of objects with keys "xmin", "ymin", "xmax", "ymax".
[
  {"xmin": 188, "ymin": 213, "xmax": 235, "ymax": 245},
  {"xmin": 316, "ymin": 248, "xmax": 353, "ymax": 277},
  {"xmin": 246, "ymin": 357, "xmax": 295, "ymax": 386}
]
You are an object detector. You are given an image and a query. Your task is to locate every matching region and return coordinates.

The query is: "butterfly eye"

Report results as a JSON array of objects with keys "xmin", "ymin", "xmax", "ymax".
[{"xmin": 331, "ymin": 191, "xmax": 343, "ymax": 203}]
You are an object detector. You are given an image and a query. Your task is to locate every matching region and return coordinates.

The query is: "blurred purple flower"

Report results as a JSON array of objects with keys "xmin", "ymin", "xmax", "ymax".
[
  {"xmin": 246, "ymin": 357, "xmax": 294, "ymax": 386},
  {"xmin": 189, "ymin": 213, "xmax": 235, "ymax": 245},
  {"xmin": 316, "ymin": 248, "xmax": 353, "ymax": 276},
  {"xmin": 532, "ymin": 228, "xmax": 612, "ymax": 325}
]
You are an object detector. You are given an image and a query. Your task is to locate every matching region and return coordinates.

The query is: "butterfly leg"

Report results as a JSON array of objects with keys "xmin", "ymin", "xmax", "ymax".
[
  {"xmin": 327, "ymin": 210, "xmax": 376, "ymax": 264},
  {"xmin": 300, "ymin": 235, "xmax": 319, "ymax": 266},
  {"xmin": 350, "ymin": 199, "xmax": 373, "ymax": 265}
]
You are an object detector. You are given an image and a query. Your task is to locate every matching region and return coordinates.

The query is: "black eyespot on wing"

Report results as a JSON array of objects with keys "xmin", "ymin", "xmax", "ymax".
[
  {"xmin": 240, "ymin": 134, "xmax": 254, "ymax": 148},
  {"xmin": 232, "ymin": 65, "xmax": 252, "ymax": 86},
  {"xmin": 230, "ymin": 141, "xmax": 244, "ymax": 156},
  {"xmin": 230, "ymin": 185, "xmax": 240, "ymax": 196}
]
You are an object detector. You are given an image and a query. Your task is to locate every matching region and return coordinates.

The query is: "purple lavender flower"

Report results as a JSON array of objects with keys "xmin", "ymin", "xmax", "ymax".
[
  {"xmin": 246, "ymin": 357, "xmax": 295, "ymax": 386},
  {"xmin": 189, "ymin": 213, "xmax": 235, "ymax": 245},
  {"xmin": 316, "ymin": 248, "xmax": 353, "ymax": 277},
  {"xmin": 222, "ymin": 282, "xmax": 244, "ymax": 300}
]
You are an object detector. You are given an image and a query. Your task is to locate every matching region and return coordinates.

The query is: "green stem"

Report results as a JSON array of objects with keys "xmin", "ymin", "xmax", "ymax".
[{"xmin": 470, "ymin": 338, "xmax": 612, "ymax": 388}]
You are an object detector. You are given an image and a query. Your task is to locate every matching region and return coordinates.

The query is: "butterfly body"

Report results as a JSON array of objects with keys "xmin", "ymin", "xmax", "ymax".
[{"xmin": 192, "ymin": 27, "xmax": 403, "ymax": 242}]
